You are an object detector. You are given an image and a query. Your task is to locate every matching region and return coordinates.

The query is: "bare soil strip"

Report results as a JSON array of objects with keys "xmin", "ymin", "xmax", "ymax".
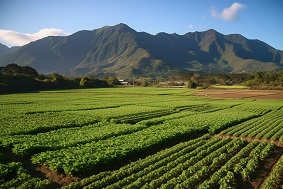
[
  {"xmin": 214, "ymin": 134, "xmax": 283, "ymax": 189},
  {"xmin": 215, "ymin": 134, "xmax": 283, "ymax": 147},
  {"xmin": 248, "ymin": 147, "xmax": 283, "ymax": 189},
  {"xmin": 256, "ymin": 147, "xmax": 283, "ymax": 189},
  {"xmin": 0, "ymin": 147, "xmax": 78, "ymax": 188},
  {"xmin": 196, "ymin": 89, "xmax": 283, "ymax": 100},
  {"xmin": 2, "ymin": 132, "xmax": 283, "ymax": 188},
  {"xmin": 0, "ymin": 134, "xmax": 204, "ymax": 187},
  {"xmin": 35, "ymin": 165, "xmax": 79, "ymax": 187}
]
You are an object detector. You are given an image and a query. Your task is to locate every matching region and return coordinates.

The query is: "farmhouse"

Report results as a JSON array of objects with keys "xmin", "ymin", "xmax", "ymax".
[{"xmin": 119, "ymin": 79, "xmax": 129, "ymax": 85}]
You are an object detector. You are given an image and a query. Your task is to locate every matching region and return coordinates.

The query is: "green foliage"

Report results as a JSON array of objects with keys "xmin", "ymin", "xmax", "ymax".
[
  {"xmin": 106, "ymin": 76, "xmax": 120, "ymax": 86},
  {"xmin": 0, "ymin": 64, "xmax": 111, "ymax": 94},
  {"xmin": 220, "ymin": 108, "xmax": 283, "ymax": 140},
  {"xmin": 186, "ymin": 79, "xmax": 197, "ymax": 89},
  {"xmin": 261, "ymin": 154, "xmax": 283, "ymax": 189},
  {"xmin": 178, "ymin": 72, "xmax": 283, "ymax": 89},
  {"xmin": 3, "ymin": 123, "xmax": 149, "ymax": 156},
  {"xmin": 79, "ymin": 77, "xmax": 108, "ymax": 88},
  {"xmin": 0, "ymin": 87, "xmax": 282, "ymax": 188},
  {"xmin": 1, "ymin": 63, "xmax": 39, "ymax": 77},
  {"xmin": 65, "ymin": 138, "xmax": 275, "ymax": 189},
  {"xmin": 1, "ymin": 24, "xmax": 283, "ymax": 80},
  {"xmin": 1, "ymin": 64, "xmax": 283, "ymax": 94},
  {"xmin": 0, "ymin": 153, "xmax": 50, "ymax": 188},
  {"xmin": 244, "ymin": 71, "xmax": 283, "ymax": 88}
]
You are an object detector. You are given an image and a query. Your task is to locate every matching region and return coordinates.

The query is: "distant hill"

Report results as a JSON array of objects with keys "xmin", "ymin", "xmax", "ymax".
[
  {"xmin": 0, "ymin": 23, "xmax": 282, "ymax": 79},
  {"xmin": 0, "ymin": 43, "xmax": 20, "ymax": 59}
]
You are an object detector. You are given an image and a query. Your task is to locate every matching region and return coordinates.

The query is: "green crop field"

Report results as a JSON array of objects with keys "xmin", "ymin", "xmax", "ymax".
[{"xmin": 0, "ymin": 87, "xmax": 283, "ymax": 189}]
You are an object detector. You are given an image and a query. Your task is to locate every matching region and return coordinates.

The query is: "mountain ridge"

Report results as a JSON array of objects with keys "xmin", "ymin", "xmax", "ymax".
[
  {"xmin": 0, "ymin": 44, "xmax": 21, "ymax": 59},
  {"xmin": 0, "ymin": 23, "xmax": 282, "ymax": 79}
]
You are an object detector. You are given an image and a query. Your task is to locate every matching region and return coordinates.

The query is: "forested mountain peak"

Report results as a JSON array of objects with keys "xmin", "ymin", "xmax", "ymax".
[{"xmin": 0, "ymin": 24, "xmax": 282, "ymax": 79}]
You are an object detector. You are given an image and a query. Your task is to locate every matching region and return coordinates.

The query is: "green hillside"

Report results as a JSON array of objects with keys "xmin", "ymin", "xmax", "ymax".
[{"xmin": 0, "ymin": 23, "xmax": 282, "ymax": 79}]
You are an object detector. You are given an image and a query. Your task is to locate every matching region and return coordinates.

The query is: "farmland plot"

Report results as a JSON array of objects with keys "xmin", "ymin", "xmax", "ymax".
[
  {"xmin": 219, "ymin": 108, "xmax": 283, "ymax": 144},
  {"xmin": 0, "ymin": 152, "xmax": 50, "ymax": 188},
  {"xmin": 0, "ymin": 87, "xmax": 283, "ymax": 188},
  {"xmin": 63, "ymin": 136, "xmax": 278, "ymax": 189}
]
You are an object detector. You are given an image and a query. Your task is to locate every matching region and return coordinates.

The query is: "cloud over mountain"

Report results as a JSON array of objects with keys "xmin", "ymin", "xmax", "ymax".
[
  {"xmin": 211, "ymin": 2, "xmax": 246, "ymax": 21},
  {"xmin": 0, "ymin": 28, "xmax": 68, "ymax": 46}
]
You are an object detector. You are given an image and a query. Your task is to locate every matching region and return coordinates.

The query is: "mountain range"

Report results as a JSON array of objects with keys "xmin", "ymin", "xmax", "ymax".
[
  {"xmin": 0, "ymin": 44, "xmax": 20, "ymax": 59},
  {"xmin": 0, "ymin": 23, "xmax": 282, "ymax": 79}
]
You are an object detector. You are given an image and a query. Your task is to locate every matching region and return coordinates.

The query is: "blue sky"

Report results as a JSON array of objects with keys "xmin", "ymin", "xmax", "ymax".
[{"xmin": 0, "ymin": 0, "xmax": 283, "ymax": 50}]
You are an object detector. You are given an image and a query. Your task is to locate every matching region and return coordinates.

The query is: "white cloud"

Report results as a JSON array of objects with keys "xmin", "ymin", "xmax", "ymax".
[
  {"xmin": 188, "ymin": 24, "xmax": 193, "ymax": 30},
  {"xmin": 210, "ymin": 2, "xmax": 246, "ymax": 21},
  {"xmin": 0, "ymin": 28, "xmax": 68, "ymax": 46}
]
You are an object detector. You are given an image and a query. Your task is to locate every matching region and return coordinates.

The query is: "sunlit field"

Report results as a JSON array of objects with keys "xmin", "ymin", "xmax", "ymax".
[{"xmin": 1, "ymin": 87, "xmax": 283, "ymax": 189}]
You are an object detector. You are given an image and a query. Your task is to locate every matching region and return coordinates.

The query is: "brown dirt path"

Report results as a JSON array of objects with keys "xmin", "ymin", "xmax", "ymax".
[
  {"xmin": 214, "ymin": 134, "xmax": 283, "ymax": 189},
  {"xmin": 215, "ymin": 134, "xmax": 283, "ymax": 147},
  {"xmin": 250, "ymin": 147, "xmax": 283, "ymax": 189},
  {"xmin": 256, "ymin": 147, "xmax": 283, "ymax": 189},
  {"xmin": 0, "ymin": 147, "xmax": 79, "ymax": 188},
  {"xmin": 196, "ymin": 89, "xmax": 283, "ymax": 100}
]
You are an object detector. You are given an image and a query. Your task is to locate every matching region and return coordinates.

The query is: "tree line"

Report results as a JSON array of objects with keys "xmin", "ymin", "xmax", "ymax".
[
  {"xmin": 1, "ymin": 64, "xmax": 282, "ymax": 94},
  {"xmin": 132, "ymin": 72, "xmax": 283, "ymax": 89},
  {"xmin": 0, "ymin": 64, "xmax": 119, "ymax": 94},
  {"xmin": 179, "ymin": 72, "xmax": 283, "ymax": 89}
]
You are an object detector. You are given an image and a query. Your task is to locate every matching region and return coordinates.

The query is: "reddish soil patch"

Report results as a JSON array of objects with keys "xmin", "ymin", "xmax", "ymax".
[
  {"xmin": 214, "ymin": 135, "xmax": 283, "ymax": 189},
  {"xmin": 195, "ymin": 89, "xmax": 283, "ymax": 100},
  {"xmin": 0, "ymin": 147, "xmax": 79, "ymax": 188},
  {"xmin": 35, "ymin": 165, "xmax": 79, "ymax": 186},
  {"xmin": 250, "ymin": 147, "xmax": 283, "ymax": 189},
  {"xmin": 215, "ymin": 134, "xmax": 283, "ymax": 147}
]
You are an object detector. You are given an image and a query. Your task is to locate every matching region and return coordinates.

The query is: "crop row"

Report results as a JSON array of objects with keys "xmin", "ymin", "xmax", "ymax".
[
  {"xmin": 111, "ymin": 103, "xmax": 226, "ymax": 125},
  {"xmin": 0, "ymin": 152, "xmax": 50, "ymax": 189},
  {"xmin": 262, "ymin": 154, "xmax": 283, "ymax": 189},
  {"xmin": 220, "ymin": 109, "xmax": 283, "ymax": 141},
  {"xmin": 0, "ymin": 105, "xmax": 164, "ymax": 136},
  {"xmin": 30, "ymin": 108, "xmax": 257, "ymax": 175},
  {"xmin": 111, "ymin": 138, "xmax": 241, "ymax": 189},
  {"xmin": 235, "ymin": 100, "xmax": 283, "ymax": 114},
  {"xmin": 63, "ymin": 136, "xmax": 274, "ymax": 189},
  {"xmin": 0, "ymin": 102, "xmax": 224, "ymax": 137},
  {"xmin": 198, "ymin": 141, "xmax": 274, "ymax": 189},
  {"xmin": 62, "ymin": 135, "xmax": 212, "ymax": 189},
  {"xmin": 0, "ymin": 123, "xmax": 149, "ymax": 156},
  {"xmin": 1, "ymin": 90, "xmax": 213, "ymax": 116},
  {"xmin": 0, "ymin": 89, "xmax": 155, "ymax": 115},
  {"xmin": 0, "ymin": 111, "xmax": 99, "ymax": 136},
  {"xmin": 233, "ymin": 105, "xmax": 271, "ymax": 115},
  {"xmin": 31, "ymin": 122, "xmax": 207, "ymax": 175},
  {"xmin": 138, "ymin": 104, "xmax": 228, "ymax": 126},
  {"xmin": 1, "ymin": 89, "xmax": 280, "ymax": 118},
  {"xmin": 0, "ymin": 105, "xmax": 234, "ymax": 156},
  {"xmin": 164, "ymin": 107, "xmax": 258, "ymax": 134},
  {"xmin": 109, "ymin": 109, "xmax": 176, "ymax": 124}
]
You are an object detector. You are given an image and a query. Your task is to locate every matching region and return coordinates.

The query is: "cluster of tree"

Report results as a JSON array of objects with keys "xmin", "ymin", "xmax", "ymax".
[
  {"xmin": 1, "ymin": 64, "xmax": 282, "ymax": 94},
  {"xmin": 244, "ymin": 72, "xmax": 283, "ymax": 89},
  {"xmin": 133, "ymin": 72, "xmax": 283, "ymax": 89},
  {"xmin": 173, "ymin": 73, "xmax": 254, "ymax": 88},
  {"xmin": 162, "ymin": 72, "xmax": 282, "ymax": 89},
  {"xmin": 0, "ymin": 64, "xmax": 119, "ymax": 94}
]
